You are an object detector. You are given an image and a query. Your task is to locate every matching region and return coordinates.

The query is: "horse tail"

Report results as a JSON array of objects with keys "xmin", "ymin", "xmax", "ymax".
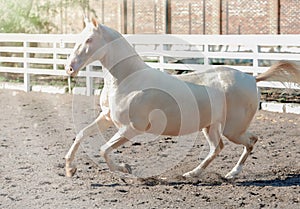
[{"xmin": 255, "ymin": 61, "xmax": 300, "ymax": 84}]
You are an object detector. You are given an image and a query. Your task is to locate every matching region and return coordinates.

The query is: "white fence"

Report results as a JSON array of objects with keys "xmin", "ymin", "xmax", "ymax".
[{"xmin": 0, "ymin": 33, "xmax": 300, "ymax": 96}]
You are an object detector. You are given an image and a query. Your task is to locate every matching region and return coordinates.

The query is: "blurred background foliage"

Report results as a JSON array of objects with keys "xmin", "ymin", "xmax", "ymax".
[
  {"xmin": 0, "ymin": 0, "xmax": 52, "ymax": 33},
  {"xmin": 0, "ymin": 0, "xmax": 91, "ymax": 33}
]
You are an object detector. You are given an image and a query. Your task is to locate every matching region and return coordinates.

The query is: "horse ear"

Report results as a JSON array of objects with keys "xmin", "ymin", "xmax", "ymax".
[
  {"xmin": 82, "ymin": 15, "xmax": 90, "ymax": 28},
  {"xmin": 91, "ymin": 17, "xmax": 99, "ymax": 28},
  {"xmin": 83, "ymin": 17, "xmax": 89, "ymax": 27}
]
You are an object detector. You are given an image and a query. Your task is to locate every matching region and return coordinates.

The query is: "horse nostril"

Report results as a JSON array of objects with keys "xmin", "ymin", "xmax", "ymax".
[{"xmin": 66, "ymin": 66, "xmax": 75, "ymax": 75}]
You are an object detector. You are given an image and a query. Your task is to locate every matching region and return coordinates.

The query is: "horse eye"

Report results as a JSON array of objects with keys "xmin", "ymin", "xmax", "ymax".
[{"xmin": 86, "ymin": 38, "xmax": 92, "ymax": 44}]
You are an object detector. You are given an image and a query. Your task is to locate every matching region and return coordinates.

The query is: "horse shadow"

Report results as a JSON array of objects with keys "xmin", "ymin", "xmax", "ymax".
[
  {"xmin": 235, "ymin": 173, "xmax": 300, "ymax": 187},
  {"xmin": 90, "ymin": 173, "xmax": 300, "ymax": 188}
]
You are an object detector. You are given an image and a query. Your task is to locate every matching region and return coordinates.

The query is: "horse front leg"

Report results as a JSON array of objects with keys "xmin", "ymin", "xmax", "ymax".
[
  {"xmin": 100, "ymin": 131, "xmax": 134, "ymax": 174},
  {"xmin": 65, "ymin": 113, "xmax": 113, "ymax": 177}
]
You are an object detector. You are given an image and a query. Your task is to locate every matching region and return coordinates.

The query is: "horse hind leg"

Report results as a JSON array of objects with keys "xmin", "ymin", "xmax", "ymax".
[
  {"xmin": 224, "ymin": 131, "xmax": 258, "ymax": 179},
  {"xmin": 183, "ymin": 123, "xmax": 224, "ymax": 178}
]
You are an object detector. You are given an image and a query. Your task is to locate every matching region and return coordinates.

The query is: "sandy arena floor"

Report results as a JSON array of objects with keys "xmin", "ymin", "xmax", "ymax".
[{"xmin": 0, "ymin": 89, "xmax": 299, "ymax": 209}]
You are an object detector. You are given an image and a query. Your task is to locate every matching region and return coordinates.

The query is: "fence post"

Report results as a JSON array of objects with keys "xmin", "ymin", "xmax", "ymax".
[
  {"xmin": 203, "ymin": 43, "xmax": 209, "ymax": 68},
  {"xmin": 53, "ymin": 41, "xmax": 57, "ymax": 71},
  {"xmin": 68, "ymin": 76, "xmax": 72, "ymax": 94},
  {"xmin": 23, "ymin": 41, "xmax": 30, "ymax": 92},
  {"xmin": 158, "ymin": 43, "xmax": 165, "ymax": 72},
  {"xmin": 86, "ymin": 65, "xmax": 93, "ymax": 96},
  {"xmin": 252, "ymin": 44, "xmax": 259, "ymax": 76}
]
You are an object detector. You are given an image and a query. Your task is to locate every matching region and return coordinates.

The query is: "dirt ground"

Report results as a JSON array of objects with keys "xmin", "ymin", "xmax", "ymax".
[{"xmin": 0, "ymin": 89, "xmax": 299, "ymax": 209}]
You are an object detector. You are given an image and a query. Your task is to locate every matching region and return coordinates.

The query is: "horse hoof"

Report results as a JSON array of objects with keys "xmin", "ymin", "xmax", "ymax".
[
  {"xmin": 66, "ymin": 167, "xmax": 77, "ymax": 177},
  {"xmin": 120, "ymin": 163, "xmax": 132, "ymax": 174},
  {"xmin": 225, "ymin": 173, "xmax": 236, "ymax": 180},
  {"xmin": 225, "ymin": 165, "xmax": 242, "ymax": 179},
  {"xmin": 183, "ymin": 171, "xmax": 194, "ymax": 178},
  {"xmin": 183, "ymin": 169, "xmax": 203, "ymax": 178}
]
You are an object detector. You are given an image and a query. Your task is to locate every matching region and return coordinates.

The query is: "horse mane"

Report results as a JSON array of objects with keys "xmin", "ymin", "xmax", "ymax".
[{"xmin": 99, "ymin": 24, "xmax": 123, "ymax": 40}]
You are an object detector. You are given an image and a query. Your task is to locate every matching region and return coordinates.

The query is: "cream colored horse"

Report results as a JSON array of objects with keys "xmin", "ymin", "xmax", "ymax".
[{"xmin": 65, "ymin": 18, "xmax": 300, "ymax": 179}]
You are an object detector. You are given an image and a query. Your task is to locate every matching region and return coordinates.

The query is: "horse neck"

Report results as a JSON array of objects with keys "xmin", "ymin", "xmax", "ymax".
[{"xmin": 100, "ymin": 37, "xmax": 148, "ymax": 84}]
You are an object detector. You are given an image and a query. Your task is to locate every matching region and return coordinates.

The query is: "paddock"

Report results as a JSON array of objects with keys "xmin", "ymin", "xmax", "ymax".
[{"xmin": 0, "ymin": 89, "xmax": 299, "ymax": 208}]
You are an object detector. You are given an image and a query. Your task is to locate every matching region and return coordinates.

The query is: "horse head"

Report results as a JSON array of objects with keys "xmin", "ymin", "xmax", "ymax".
[{"xmin": 65, "ymin": 18, "xmax": 115, "ymax": 77}]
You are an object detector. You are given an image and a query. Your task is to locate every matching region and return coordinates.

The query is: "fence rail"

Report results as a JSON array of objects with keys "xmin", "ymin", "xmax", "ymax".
[{"xmin": 0, "ymin": 33, "xmax": 299, "ymax": 96}]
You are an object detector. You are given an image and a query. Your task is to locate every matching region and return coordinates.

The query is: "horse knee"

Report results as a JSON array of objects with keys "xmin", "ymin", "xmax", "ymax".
[
  {"xmin": 75, "ymin": 130, "xmax": 84, "ymax": 142},
  {"xmin": 100, "ymin": 144, "xmax": 112, "ymax": 158},
  {"xmin": 249, "ymin": 134, "xmax": 258, "ymax": 145},
  {"xmin": 246, "ymin": 133, "xmax": 258, "ymax": 151}
]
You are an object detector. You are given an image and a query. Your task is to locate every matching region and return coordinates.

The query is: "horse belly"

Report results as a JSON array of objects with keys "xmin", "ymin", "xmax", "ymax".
[
  {"xmin": 128, "ymin": 88, "xmax": 212, "ymax": 136},
  {"xmin": 145, "ymin": 107, "xmax": 210, "ymax": 136}
]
